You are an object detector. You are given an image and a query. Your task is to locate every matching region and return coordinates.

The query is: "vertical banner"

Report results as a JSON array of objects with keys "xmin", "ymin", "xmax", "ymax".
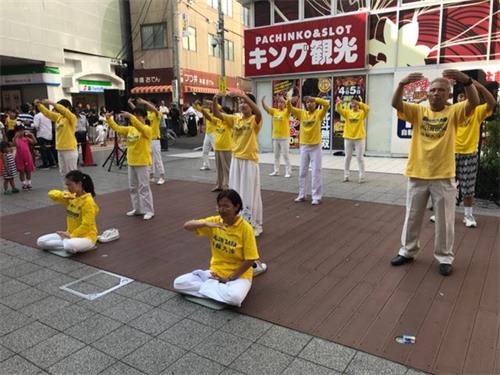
[
  {"xmin": 332, "ymin": 76, "xmax": 366, "ymax": 150},
  {"xmin": 272, "ymin": 79, "xmax": 301, "ymax": 148},
  {"xmin": 181, "ymin": 13, "xmax": 190, "ymax": 37}
]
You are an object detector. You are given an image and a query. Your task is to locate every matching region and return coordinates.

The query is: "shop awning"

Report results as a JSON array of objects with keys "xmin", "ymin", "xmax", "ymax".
[
  {"xmin": 184, "ymin": 86, "xmax": 219, "ymax": 94},
  {"xmin": 131, "ymin": 85, "xmax": 171, "ymax": 94}
]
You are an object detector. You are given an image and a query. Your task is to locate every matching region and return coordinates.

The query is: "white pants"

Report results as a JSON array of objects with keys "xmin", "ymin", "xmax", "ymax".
[
  {"xmin": 298, "ymin": 144, "xmax": 322, "ymax": 201},
  {"xmin": 128, "ymin": 166, "xmax": 154, "ymax": 215},
  {"xmin": 201, "ymin": 133, "xmax": 215, "ymax": 168},
  {"xmin": 173, "ymin": 269, "xmax": 252, "ymax": 307},
  {"xmin": 272, "ymin": 139, "xmax": 291, "ymax": 174},
  {"xmin": 229, "ymin": 158, "xmax": 263, "ymax": 234},
  {"xmin": 58, "ymin": 149, "xmax": 78, "ymax": 181},
  {"xmin": 37, "ymin": 233, "xmax": 94, "ymax": 254},
  {"xmin": 344, "ymin": 138, "xmax": 365, "ymax": 179},
  {"xmin": 399, "ymin": 178, "xmax": 457, "ymax": 264},
  {"xmin": 95, "ymin": 125, "xmax": 107, "ymax": 144},
  {"xmin": 149, "ymin": 140, "xmax": 165, "ymax": 178}
]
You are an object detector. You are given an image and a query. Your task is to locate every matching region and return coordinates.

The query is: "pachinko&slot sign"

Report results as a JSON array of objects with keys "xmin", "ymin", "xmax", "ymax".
[{"xmin": 244, "ymin": 13, "xmax": 367, "ymax": 77}]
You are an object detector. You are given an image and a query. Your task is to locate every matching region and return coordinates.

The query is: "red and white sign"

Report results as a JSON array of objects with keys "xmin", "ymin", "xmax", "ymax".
[{"xmin": 244, "ymin": 13, "xmax": 367, "ymax": 77}]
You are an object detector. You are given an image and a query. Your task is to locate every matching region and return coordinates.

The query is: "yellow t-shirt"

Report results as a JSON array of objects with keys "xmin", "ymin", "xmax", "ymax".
[
  {"xmin": 38, "ymin": 103, "xmax": 77, "ymax": 150},
  {"xmin": 195, "ymin": 215, "xmax": 259, "ymax": 280},
  {"xmin": 289, "ymin": 98, "xmax": 330, "ymax": 145},
  {"xmin": 398, "ymin": 101, "xmax": 467, "ymax": 179},
  {"xmin": 147, "ymin": 111, "xmax": 161, "ymax": 140},
  {"xmin": 337, "ymin": 102, "xmax": 369, "ymax": 140},
  {"xmin": 48, "ymin": 190, "xmax": 100, "ymax": 244},
  {"xmin": 205, "ymin": 114, "xmax": 217, "ymax": 135},
  {"xmin": 222, "ymin": 114, "xmax": 262, "ymax": 162},
  {"xmin": 266, "ymin": 107, "xmax": 290, "ymax": 139},
  {"xmin": 213, "ymin": 117, "xmax": 233, "ymax": 151},
  {"xmin": 107, "ymin": 116, "xmax": 152, "ymax": 166},
  {"xmin": 6, "ymin": 118, "xmax": 17, "ymax": 130},
  {"xmin": 455, "ymin": 103, "xmax": 492, "ymax": 154}
]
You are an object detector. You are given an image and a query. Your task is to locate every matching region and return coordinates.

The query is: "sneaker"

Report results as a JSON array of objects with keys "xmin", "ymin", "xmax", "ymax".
[
  {"xmin": 430, "ymin": 215, "xmax": 436, "ymax": 223},
  {"xmin": 358, "ymin": 177, "xmax": 366, "ymax": 184},
  {"xmin": 3, "ymin": 191, "xmax": 12, "ymax": 195},
  {"xmin": 254, "ymin": 226, "xmax": 263, "ymax": 237},
  {"xmin": 149, "ymin": 177, "xmax": 155, "ymax": 183},
  {"xmin": 284, "ymin": 173, "xmax": 291, "ymax": 178},
  {"xmin": 253, "ymin": 261, "xmax": 268, "ymax": 277},
  {"xmin": 22, "ymin": 185, "xmax": 29, "ymax": 190},
  {"xmin": 27, "ymin": 184, "xmax": 32, "ymax": 190},
  {"xmin": 439, "ymin": 263, "xmax": 453, "ymax": 276},
  {"xmin": 157, "ymin": 178, "xmax": 165, "ymax": 185},
  {"xmin": 311, "ymin": 199, "xmax": 321, "ymax": 205},
  {"xmin": 294, "ymin": 196, "xmax": 305, "ymax": 202},
  {"xmin": 126, "ymin": 209, "xmax": 143, "ymax": 216},
  {"xmin": 97, "ymin": 228, "xmax": 120, "ymax": 243},
  {"xmin": 143, "ymin": 213, "xmax": 154, "ymax": 220},
  {"xmin": 463, "ymin": 215, "xmax": 477, "ymax": 228},
  {"xmin": 343, "ymin": 176, "xmax": 349, "ymax": 182},
  {"xmin": 211, "ymin": 187, "xmax": 222, "ymax": 192},
  {"xmin": 11, "ymin": 188, "xmax": 20, "ymax": 193},
  {"xmin": 200, "ymin": 166, "xmax": 210, "ymax": 171},
  {"xmin": 269, "ymin": 171, "xmax": 279, "ymax": 176}
]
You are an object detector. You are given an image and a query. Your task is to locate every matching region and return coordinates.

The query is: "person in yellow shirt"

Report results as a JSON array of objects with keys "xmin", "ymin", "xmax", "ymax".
[
  {"xmin": 390, "ymin": 70, "xmax": 479, "ymax": 276},
  {"xmin": 287, "ymin": 96, "xmax": 330, "ymax": 205},
  {"xmin": 35, "ymin": 99, "xmax": 78, "ymax": 183},
  {"xmin": 106, "ymin": 108, "xmax": 155, "ymax": 220},
  {"xmin": 37, "ymin": 170, "xmax": 99, "ymax": 254},
  {"xmin": 6, "ymin": 110, "xmax": 18, "ymax": 142},
  {"xmin": 454, "ymin": 80, "xmax": 496, "ymax": 228},
  {"xmin": 199, "ymin": 100, "xmax": 216, "ymax": 171},
  {"xmin": 261, "ymin": 95, "xmax": 292, "ymax": 178},
  {"xmin": 174, "ymin": 189, "xmax": 260, "ymax": 306},
  {"xmin": 336, "ymin": 96, "xmax": 370, "ymax": 183},
  {"xmin": 128, "ymin": 98, "xmax": 166, "ymax": 185}
]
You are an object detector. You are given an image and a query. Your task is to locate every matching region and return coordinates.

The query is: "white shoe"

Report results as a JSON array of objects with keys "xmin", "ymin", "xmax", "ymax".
[
  {"xmin": 463, "ymin": 215, "xmax": 477, "ymax": 228},
  {"xmin": 343, "ymin": 176, "xmax": 349, "ymax": 182},
  {"xmin": 284, "ymin": 173, "xmax": 291, "ymax": 178},
  {"xmin": 126, "ymin": 209, "xmax": 143, "ymax": 216},
  {"xmin": 311, "ymin": 199, "xmax": 321, "ymax": 205},
  {"xmin": 253, "ymin": 261, "xmax": 268, "ymax": 277},
  {"xmin": 157, "ymin": 178, "xmax": 165, "ymax": 185},
  {"xmin": 294, "ymin": 196, "xmax": 305, "ymax": 202},
  {"xmin": 143, "ymin": 213, "xmax": 154, "ymax": 220},
  {"xmin": 200, "ymin": 166, "xmax": 210, "ymax": 171},
  {"xmin": 358, "ymin": 177, "xmax": 366, "ymax": 184},
  {"xmin": 254, "ymin": 226, "xmax": 263, "ymax": 237},
  {"xmin": 269, "ymin": 171, "xmax": 279, "ymax": 176},
  {"xmin": 430, "ymin": 215, "xmax": 435, "ymax": 223},
  {"xmin": 149, "ymin": 177, "xmax": 155, "ymax": 183},
  {"xmin": 98, "ymin": 228, "xmax": 120, "ymax": 243}
]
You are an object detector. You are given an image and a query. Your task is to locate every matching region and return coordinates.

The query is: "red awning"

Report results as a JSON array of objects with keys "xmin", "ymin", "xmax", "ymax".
[
  {"xmin": 131, "ymin": 85, "xmax": 171, "ymax": 94},
  {"xmin": 184, "ymin": 86, "xmax": 219, "ymax": 94}
]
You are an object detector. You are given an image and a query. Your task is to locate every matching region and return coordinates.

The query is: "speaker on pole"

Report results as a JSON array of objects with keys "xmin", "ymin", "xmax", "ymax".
[{"xmin": 104, "ymin": 89, "xmax": 122, "ymax": 113}]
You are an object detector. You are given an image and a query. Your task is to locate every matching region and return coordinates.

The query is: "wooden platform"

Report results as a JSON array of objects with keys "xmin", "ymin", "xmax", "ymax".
[{"xmin": 1, "ymin": 180, "xmax": 498, "ymax": 375}]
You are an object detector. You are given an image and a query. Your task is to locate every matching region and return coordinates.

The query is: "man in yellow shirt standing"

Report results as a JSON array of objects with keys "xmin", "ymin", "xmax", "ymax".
[
  {"xmin": 390, "ymin": 70, "xmax": 479, "ymax": 276},
  {"xmin": 261, "ymin": 95, "xmax": 292, "ymax": 178},
  {"xmin": 454, "ymin": 80, "xmax": 496, "ymax": 228}
]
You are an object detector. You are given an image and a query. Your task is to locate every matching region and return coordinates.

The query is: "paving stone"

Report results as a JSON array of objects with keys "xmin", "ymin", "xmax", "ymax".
[
  {"xmin": 405, "ymin": 369, "xmax": 431, "ymax": 375},
  {"xmin": 67, "ymin": 265, "xmax": 102, "ymax": 279},
  {"xmin": 257, "ymin": 325, "xmax": 312, "ymax": 356},
  {"xmin": 101, "ymin": 298, "xmax": 153, "ymax": 323},
  {"xmin": 0, "ymin": 254, "xmax": 25, "ymax": 270},
  {"xmin": 48, "ymin": 346, "xmax": 116, "ymax": 375},
  {"xmin": 220, "ymin": 314, "xmax": 272, "ymax": 341},
  {"xmin": 17, "ymin": 268, "xmax": 62, "ymax": 286},
  {"xmin": 219, "ymin": 369, "xmax": 245, "ymax": 375},
  {"xmin": 2, "ymin": 246, "xmax": 48, "ymax": 262},
  {"xmin": 132, "ymin": 286, "xmax": 177, "ymax": 307},
  {"xmin": 100, "ymin": 361, "xmax": 147, "ymax": 375},
  {"xmin": 129, "ymin": 308, "xmax": 182, "ymax": 336},
  {"xmin": 299, "ymin": 337, "xmax": 356, "ymax": 372},
  {"xmin": 192, "ymin": 331, "xmax": 252, "ymax": 366},
  {"xmin": 0, "ymin": 344, "xmax": 15, "ymax": 362},
  {"xmin": 1, "ymin": 355, "xmax": 42, "ymax": 374},
  {"xmin": 92, "ymin": 325, "xmax": 152, "ymax": 359},
  {"xmin": 21, "ymin": 333, "xmax": 85, "ymax": 369},
  {"xmin": 0, "ymin": 261, "xmax": 42, "ymax": 278},
  {"xmin": 1, "ymin": 286, "xmax": 49, "ymax": 309},
  {"xmin": 229, "ymin": 343, "xmax": 293, "ymax": 375},
  {"xmin": 38, "ymin": 303, "xmax": 96, "ymax": 330},
  {"xmin": 113, "ymin": 281, "xmax": 151, "ymax": 298},
  {"xmin": 19, "ymin": 295, "xmax": 71, "ymax": 319},
  {"xmin": 66, "ymin": 314, "xmax": 122, "ymax": 344},
  {"xmin": 85, "ymin": 271, "xmax": 123, "ymax": 288},
  {"xmin": 0, "ymin": 278, "xmax": 31, "ymax": 297},
  {"xmin": 123, "ymin": 338, "xmax": 185, "ymax": 375},
  {"xmin": 0, "ymin": 321, "xmax": 58, "ymax": 352},
  {"xmin": 158, "ymin": 318, "xmax": 215, "ymax": 350},
  {"xmin": 344, "ymin": 351, "xmax": 408, "ymax": 375},
  {"xmin": 188, "ymin": 307, "xmax": 238, "ymax": 329},
  {"xmin": 0, "ymin": 309, "xmax": 33, "ymax": 336},
  {"xmin": 48, "ymin": 259, "xmax": 85, "ymax": 274},
  {"xmin": 164, "ymin": 352, "xmax": 224, "ymax": 375},
  {"xmin": 34, "ymin": 273, "xmax": 82, "ymax": 303},
  {"xmin": 77, "ymin": 290, "xmax": 127, "ymax": 312},
  {"xmin": 282, "ymin": 358, "xmax": 341, "ymax": 375},
  {"xmin": 159, "ymin": 294, "xmax": 201, "ymax": 317}
]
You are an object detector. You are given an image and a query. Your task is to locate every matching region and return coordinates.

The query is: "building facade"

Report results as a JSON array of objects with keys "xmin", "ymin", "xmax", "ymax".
[
  {"xmin": 240, "ymin": 0, "xmax": 499, "ymax": 155},
  {"xmin": 0, "ymin": 0, "xmax": 128, "ymax": 110}
]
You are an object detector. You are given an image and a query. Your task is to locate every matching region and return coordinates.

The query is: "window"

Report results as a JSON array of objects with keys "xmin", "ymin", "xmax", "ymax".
[
  {"xmin": 182, "ymin": 26, "xmax": 197, "ymax": 51},
  {"xmin": 254, "ymin": 1, "xmax": 271, "ymax": 26},
  {"xmin": 305, "ymin": 0, "xmax": 331, "ymax": 18},
  {"xmin": 141, "ymin": 23, "xmax": 166, "ymax": 50},
  {"xmin": 207, "ymin": 0, "xmax": 233, "ymax": 17},
  {"xmin": 241, "ymin": 5, "xmax": 250, "ymax": 26},
  {"xmin": 208, "ymin": 34, "xmax": 234, "ymax": 61},
  {"xmin": 225, "ymin": 40, "xmax": 234, "ymax": 61},
  {"xmin": 274, "ymin": 0, "xmax": 299, "ymax": 23}
]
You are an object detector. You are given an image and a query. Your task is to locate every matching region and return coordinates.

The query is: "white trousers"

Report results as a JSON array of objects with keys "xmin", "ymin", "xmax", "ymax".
[
  {"xmin": 128, "ymin": 166, "xmax": 154, "ymax": 215},
  {"xmin": 399, "ymin": 178, "xmax": 457, "ymax": 264},
  {"xmin": 37, "ymin": 233, "xmax": 94, "ymax": 254},
  {"xmin": 173, "ymin": 269, "xmax": 252, "ymax": 307},
  {"xmin": 58, "ymin": 149, "xmax": 78, "ymax": 182},
  {"xmin": 344, "ymin": 138, "xmax": 365, "ymax": 179},
  {"xmin": 272, "ymin": 139, "xmax": 291, "ymax": 174},
  {"xmin": 229, "ymin": 158, "xmax": 263, "ymax": 233},
  {"xmin": 201, "ymin": 133, "xmax": 215, "ymax": 168},
  {"xmin": 298, "ymin": 144, "xmax": 322, "ymax": 201},
  {"xmin": 149, "ymin": 140, "xmax": 165, "ymax": 178}
]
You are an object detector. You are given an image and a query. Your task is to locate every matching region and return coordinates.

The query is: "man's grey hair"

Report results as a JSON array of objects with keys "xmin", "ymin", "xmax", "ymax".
[{"xmin": 429, "ymin": 77, "xmax": 451, "ymax": 91}]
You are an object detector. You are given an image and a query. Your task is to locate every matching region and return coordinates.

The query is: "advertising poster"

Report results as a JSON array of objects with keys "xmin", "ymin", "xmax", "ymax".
[
  {"xmin": 272, "ymin": 79, "xmax": 301, "ymax": 148},
  {"xmin": 332, "ymin": 76, "xmax": 366, "ymax": 150},
  {"xmin": 397, "ymin": 79, "xmax": 429, "ymax": 139}
]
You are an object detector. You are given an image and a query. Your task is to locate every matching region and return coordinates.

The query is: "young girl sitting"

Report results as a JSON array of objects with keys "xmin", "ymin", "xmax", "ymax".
[
  {"xmin": 13, "ymin": 125, "xmax": 37, "ymax": 189},
  {"xmin": 1, "ymin": 141, "xmax": 19, "ymax": 195},
  {"xmin": 174, "ymin": 189, "xmax": 260, "ymax": 307},
  {"xmin": 37, "ymin": 170, "xmax": 99, "ymax": 254}
]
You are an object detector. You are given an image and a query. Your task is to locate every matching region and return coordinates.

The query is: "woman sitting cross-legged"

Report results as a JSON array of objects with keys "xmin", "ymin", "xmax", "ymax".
[{"xmin": 173, "ymin": 189, "xmax": 260, "ymax": 307}]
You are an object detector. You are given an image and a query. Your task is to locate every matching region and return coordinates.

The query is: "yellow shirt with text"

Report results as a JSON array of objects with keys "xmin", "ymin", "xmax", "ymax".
[
  {"xmin": 6, "ymin": 118, "xmax": 17, "ymax": 130},
  {"xmin": 455, "ymin": 103, "xmax": 492, "ymax": 154},
  {"xmin": 107, "ymin": 116, "xmax": 152, "ymax": 166},
  {"xmin": 147, "ymin": 111, "xmax": 161, "ymax": 139},
  {"xmin": 289, "ymin": 98, "xmax": 329, "ymax": 145},
  {"xmin": 221, "ymin": 114, "xmax": 261, "ymax": 162},
  {"xmin": 213, "ymin": 117, "xmax": 233, "ymax": 151},
  {"xmin": 48, "ymin": 190, "xmax": 100, "ymax": 244},
  {"xmin": 38, "ymin": 103, "xmax": 77, "ymax": 150},
  {"xmin": 196, "ymin": 215, "xmax": 259, "ymax": 280},
  {"xmin": 336, "ymin": 102, "xmax": 369, "ymax": 139},
  {"xmin": 398, "ymin": 101, "xmax": 467, "ymax": 179},
  {"xmin": 266, "ymin": 107, "xmax": 291, "ymax": 139}
]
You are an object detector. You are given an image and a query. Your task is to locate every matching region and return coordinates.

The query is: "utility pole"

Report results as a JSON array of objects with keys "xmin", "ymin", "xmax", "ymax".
[
  {"xmin": 171, "ymin": 0, "xmax": 181, "ymax": 107},
  {"xmin": 217, "ymin": 0, "xmax": 226, "ymax": 92}
]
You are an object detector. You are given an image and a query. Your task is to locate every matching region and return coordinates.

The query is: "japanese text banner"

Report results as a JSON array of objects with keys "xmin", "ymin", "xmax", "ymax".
[{"xmin": 244, "ymin": 13, "xmax": 367, "ymax": 77}]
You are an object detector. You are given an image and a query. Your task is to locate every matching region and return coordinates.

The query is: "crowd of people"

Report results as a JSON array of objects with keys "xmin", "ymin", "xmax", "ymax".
[{"xmin": 1, "ymin": 68, "xmax": 495, "ymax": 307}]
